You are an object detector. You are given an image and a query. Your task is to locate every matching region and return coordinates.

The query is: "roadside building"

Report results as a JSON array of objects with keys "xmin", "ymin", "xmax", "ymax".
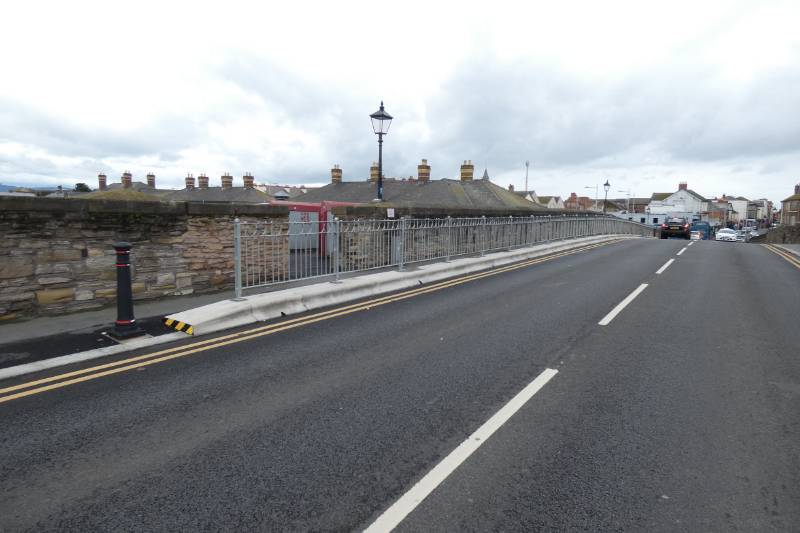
[
  {"xmin": 646, "ymin": 182, "xmax": 708, "ymax": 217},
  {"xmin": 533, "ymin": 195, "xmax": 565, "ymax": 209},
  {"xmin": 563, "ymin": 192, "xmax": 594, "ymax": 211},
  {"xmin": 298, "ymin": 160, "xmax": 544, "ymax": 212},
  {"xmin": 164, "ymin": 173, "xmax": 269, "ymax": 203},
  {"xmin": 780, "ymin": 184, "xmax": 800, "ymax": 225}
]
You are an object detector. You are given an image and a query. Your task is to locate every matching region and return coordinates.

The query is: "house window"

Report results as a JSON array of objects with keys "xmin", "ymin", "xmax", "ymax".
[
  {"xmin": 640, "ymin": 217, "xmax": 645, "ymax": 223},
  {"xmin": 653, "ymin": 218, "xmax": 659, "ymax": 224}
]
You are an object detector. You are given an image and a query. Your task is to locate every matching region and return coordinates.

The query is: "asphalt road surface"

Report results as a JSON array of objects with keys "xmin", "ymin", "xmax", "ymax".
[{"xmin": 1, "ymin": 238, "xmax": 798, "ymax": 532}]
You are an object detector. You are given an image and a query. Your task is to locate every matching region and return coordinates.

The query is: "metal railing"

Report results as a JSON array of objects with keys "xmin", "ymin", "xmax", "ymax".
[{"xmin": 233, "ymin": 215, "xmax": 654, "ymax": 297}]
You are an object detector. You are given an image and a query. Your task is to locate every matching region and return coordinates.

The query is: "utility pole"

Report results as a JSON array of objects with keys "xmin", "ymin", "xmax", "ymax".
[{"xmin": 524, "ymin": 160, "xmax": 529, "ymax": 194}]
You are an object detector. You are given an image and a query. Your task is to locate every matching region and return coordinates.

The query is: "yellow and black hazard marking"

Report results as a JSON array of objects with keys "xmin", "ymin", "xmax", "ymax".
[
  {"xmin": 164, "ymin": 318, "xmax": 194, "ymax": 335},
  {"xmin": 764, "ymin": 244, "xmax": 800, "ymax": 270}
]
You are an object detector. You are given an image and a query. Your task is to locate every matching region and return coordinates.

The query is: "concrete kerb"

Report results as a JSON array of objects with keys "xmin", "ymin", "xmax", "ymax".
[
  {"xmin": 0, "ymin": 234, "xmax": 640, "ymax": 381},
  {"xmin": 167, "ymin": 234, "xmax": 640, "ymax": 337}
]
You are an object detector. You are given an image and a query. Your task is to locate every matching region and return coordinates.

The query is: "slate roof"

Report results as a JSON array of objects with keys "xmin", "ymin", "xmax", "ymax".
[
  {"xmin": 297, "ymin": 179, "xmax": 541, "ymax": 210},
  {"xmin": 650, "ymin": 192, "xmax": 671, "ymax": 201},
  {"xmin": 164, "ymin": 187, "xmax": 270, "ymax": 203},
  {"xmin": 782, "ymin": 193, "xmax": 800, "ymax": 202}
]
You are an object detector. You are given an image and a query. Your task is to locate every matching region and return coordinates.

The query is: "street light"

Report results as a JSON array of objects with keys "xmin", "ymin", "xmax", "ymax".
[
  {"xmin": 618, "ymin": 189, "xmax": 632, "ymax": 214},
  {"xmin": 370, "ymin": 101, "xmax": 393, "ymax": 201},
  {"xmin": 603, "ymin": 180, "xmax": 611, "ymax": 213}
]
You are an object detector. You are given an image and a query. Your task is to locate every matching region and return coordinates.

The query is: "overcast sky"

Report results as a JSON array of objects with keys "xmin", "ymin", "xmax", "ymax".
[{"xmin": 1, "ymin": 0, "xmax": 798, "ymax": 203}]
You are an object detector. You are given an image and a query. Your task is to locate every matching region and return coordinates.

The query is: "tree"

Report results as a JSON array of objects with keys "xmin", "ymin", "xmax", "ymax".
[{"xmin": 74, "ymin": 183, "xmax": 91, "ymax": 192}]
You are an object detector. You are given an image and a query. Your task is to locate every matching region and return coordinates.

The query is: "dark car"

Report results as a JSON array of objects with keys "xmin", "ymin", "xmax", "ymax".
[
  {"xmin": 660, "ymin": 217, "xmax": 691, "ymax": 239},
  {"xmin": 690, "ymin": 220, "xmax": 711, "ymax": 240}
]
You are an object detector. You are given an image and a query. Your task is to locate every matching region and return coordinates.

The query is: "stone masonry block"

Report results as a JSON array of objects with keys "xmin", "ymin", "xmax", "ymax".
[
  {"xmin": 35, "ymin": 288, "xmax": 75, "ymax": 305},
  {"xmin": 0, "ymin": 259, "xmax": 33, "ymax": 279}
]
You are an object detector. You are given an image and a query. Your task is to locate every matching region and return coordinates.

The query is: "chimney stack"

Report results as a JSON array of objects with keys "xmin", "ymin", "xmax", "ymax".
[
  {"xmin": 221, "ymin": 173, "xmax": 233, "ymax": 189},
  {"xmin": 185, "ymin": 173, "xmax": 195, "ymax": 189},
  {"xmin": 243, "ymin": 173, "xmax": 254, "ymax": 189},
  {"xmin": 122, "ymin": 171, "xmax": 132, "ymax": 189},
  {"xmin": 508, "ymin": 184, "xmax": 515, "ymax": 192},
  {"xmin": 795, "ymin": 183, "xmax": 800, "ymax": 195},
  {"xmin": 331, "ymin": 164, "xmax": 342, "ymax": 184},
  {"xmin": 146, "ymin": 173, "xmax": 156, "ymax": 188},
  {"xmin": 98, "ymin": 173, "xmax": 107, "ymax": 191},
  {"xmin": 417, "ymin": 159, "xmax": 431, "ymax": 183},
  {"xmin": 198, "ymin": 173, "xmax": 209, "ymax": 189},
  {"xmin": 369, "ymin": 162, "xmax": 379, "ymax": 183},
  {"xmin": 679, "ymin": 181, "xmax": 688, "ymax": 191},
  {"xmin": 460, "ymin": 160, "xmax": 474, "ymax": 181}
]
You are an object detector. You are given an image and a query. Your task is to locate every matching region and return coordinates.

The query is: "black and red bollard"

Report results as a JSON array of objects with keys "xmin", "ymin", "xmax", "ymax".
[{"xmin": 109, "ymin": 241, "xmax": 144, "ymax": 339}]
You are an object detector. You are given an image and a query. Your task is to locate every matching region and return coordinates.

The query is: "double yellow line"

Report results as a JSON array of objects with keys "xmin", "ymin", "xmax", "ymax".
[
  {"xmin": 764, "ymin": 244, "xmax": 800, "ymax": 270},
  {"xmin": 0, "ymin": 240, "xmax": 617, "ymax": 405}
]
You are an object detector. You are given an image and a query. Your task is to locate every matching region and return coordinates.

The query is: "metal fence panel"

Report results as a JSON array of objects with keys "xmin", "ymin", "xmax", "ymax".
[{"xmin": 233, "ymin": 215, "xmax": 655, "ymax": 295}]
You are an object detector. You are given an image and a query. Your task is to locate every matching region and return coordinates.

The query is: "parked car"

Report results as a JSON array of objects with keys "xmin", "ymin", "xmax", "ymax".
[
  {"xmin": 736, "ymin": 231, "xmax": 747, "ymax": 242},
  {"xmin": 715, "ymin": 228, "xmax": 738, "ymax": 242},
  {"xmin": 660, "ymin": 217, "xmax": 691, "ymax": 239}
]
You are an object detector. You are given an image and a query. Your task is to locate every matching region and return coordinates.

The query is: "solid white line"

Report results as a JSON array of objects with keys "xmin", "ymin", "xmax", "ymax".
[
  {"xmin": 363, "ymin": 368, "xmax": 559, "ymax": 533},
  {"xmin": 598, "ymin": 283, "xmax": 648, "ymax": 326},
  {"xmin": 677, "ymin": 247, "xmax": 687, "ymax": 256},
  {"xmin": 655, "ymin": 258, "xmax": 675, "ymax": 275}
]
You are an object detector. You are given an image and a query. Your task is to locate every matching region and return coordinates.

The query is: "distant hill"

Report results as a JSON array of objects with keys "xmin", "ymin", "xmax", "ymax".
[{"xmin": 0, "ymin": 183, "xmax": 18, "ymax": 192}]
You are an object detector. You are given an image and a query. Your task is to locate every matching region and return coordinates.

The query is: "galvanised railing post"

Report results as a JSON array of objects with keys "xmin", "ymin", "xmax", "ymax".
[
  {"xmin": 507, "ymin": 215, "xmax": 513, "ymax": 251},
  {"xmin": 398, "ymin": 217, "xmax": 406, "ymax": 271},
  {"xmin": 445, "ymin": 216, "xmax": 452, "ymax": 261},
  {"xmin": 233, "ymin": 218, "xmax": 243, "ymax": 300},
  {"xmin": 333, "ymin": 217, "xmax": 341, "ymax": 283},
  {"xmin": 480, "ymin": 216, "xmax": 486, "ymax": 256}
]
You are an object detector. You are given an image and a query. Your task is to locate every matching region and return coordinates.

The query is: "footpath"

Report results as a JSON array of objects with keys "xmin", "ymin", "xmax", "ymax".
[{"xmin": 0, "ymin": 235, "xmax": 638, "ymax": 380}]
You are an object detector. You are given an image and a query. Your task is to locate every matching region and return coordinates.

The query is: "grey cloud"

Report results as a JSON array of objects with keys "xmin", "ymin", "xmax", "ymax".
[
  {"xmin": 421, "ymin": 57, "xmax": 800, "ymax": 175},
  {"xmin": 0, "ymin": 98, "xmax": 202, "ymax": 159}
]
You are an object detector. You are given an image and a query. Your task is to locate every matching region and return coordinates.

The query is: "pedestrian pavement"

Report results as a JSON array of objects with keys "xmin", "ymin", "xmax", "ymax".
[
  {"xmin": 774, "ymin": 244, "xmax": 800, "ymax": 257},
  {"xmin": 0, "ymin": 234, "xmax": 641, "ymax": 378}
]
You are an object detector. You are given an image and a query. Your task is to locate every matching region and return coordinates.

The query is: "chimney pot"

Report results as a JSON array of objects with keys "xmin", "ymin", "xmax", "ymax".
[
  {"xmin": 331, "ymin": 164, "xmax": 343, "ymax": 184},
  {"xmin": 460, "ymin": 160, "xmax": 474, "ymax": 181},
  {"xmin": 98, "ymin": 173, "xmax": 107, "ymax": 191},
  {"xmin": 221, "ymin": 173, "xmax": 233, "ymax": 189},
  {"xmin": 243, "ymin": 173, "xmax": 254, "ymax": 189},
  {"xmin": 185, "ymin": 173, "xmax": 195, "ymax": 190},
  {"xmin": 417, "ymin": 158, "xmax": 431, "ymax": 183}
]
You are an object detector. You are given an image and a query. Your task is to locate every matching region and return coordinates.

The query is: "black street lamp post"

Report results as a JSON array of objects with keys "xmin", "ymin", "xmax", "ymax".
[
  {"xmin": 370, "ymin": 101, "xmax": 393, "ymax": 201},
  {"xmin": 603, "ymin": 180, "xmax": 611, "ymax": 213}
]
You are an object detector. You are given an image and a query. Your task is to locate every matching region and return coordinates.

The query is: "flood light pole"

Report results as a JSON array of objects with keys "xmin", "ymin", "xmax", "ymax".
[{"xmin": 370, "ymin": 101, "xmax": 393, "ymax": 202}]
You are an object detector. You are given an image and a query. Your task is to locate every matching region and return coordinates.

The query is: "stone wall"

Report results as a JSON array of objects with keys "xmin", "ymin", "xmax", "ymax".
[
  {"xmin": 0, "ymin": 197, "xmax": 288, "ymax": 321},
  {"xmin": 766, "ymin": 224, "xmax": 800, "ymax": 244}
]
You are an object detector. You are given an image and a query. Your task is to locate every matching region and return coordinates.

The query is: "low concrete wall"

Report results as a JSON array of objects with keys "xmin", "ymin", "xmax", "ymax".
[{"xmin": 0, "ymin": 197, "xmax": 288, "ymax": 321}]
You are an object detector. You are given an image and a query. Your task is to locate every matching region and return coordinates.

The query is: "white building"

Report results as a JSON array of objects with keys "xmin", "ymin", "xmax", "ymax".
[{"xmin": 646, "ymin": 182, "xmax": 708, "ymax": 217}]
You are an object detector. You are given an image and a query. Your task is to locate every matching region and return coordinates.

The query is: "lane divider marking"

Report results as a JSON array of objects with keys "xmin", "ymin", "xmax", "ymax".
[
  {"xmin": 655, "ymin": 258, "xmax": 675, "ymax": 275},
  {"xmin": 676, "ymin": 246, "xmax": 687, "ymax": 256},
  {"xmin": 363, "ymin": 368, "xmax": 559, "ymax": 533},
  {"xmin": 764, "ymin": 244, "xmax": 800, "ymax": 270},
  {"xmin": 0, "ymin": 241, "xmax": 620, "ymax": 404},
  {"xmin": 687, "ymin": 241, "xmax": 694, "ymax": 246},
  {"xmin": 598, "ymin": 283, "xmax": 649, "ymax": 326}
]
